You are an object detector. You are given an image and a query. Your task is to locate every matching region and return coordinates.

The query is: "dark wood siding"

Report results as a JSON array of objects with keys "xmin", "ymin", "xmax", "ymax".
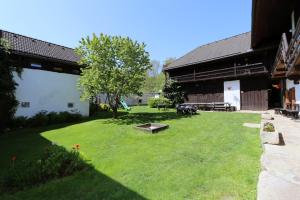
[
  {"xmin": 182, "ymin": 80, "xmax": 224, "ymax": 103},
  {"xmin": 180, "ymin": 76, "xmax": 270, "ymax": 110},
  {"xmin": 240, "ymin": 77, "xmax": 269, "ymax": 110}
]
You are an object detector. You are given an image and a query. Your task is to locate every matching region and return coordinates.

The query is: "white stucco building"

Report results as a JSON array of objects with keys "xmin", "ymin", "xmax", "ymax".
[{"xmin": 1, "ymin": 29, "xmax": 89, "ymax": 117}]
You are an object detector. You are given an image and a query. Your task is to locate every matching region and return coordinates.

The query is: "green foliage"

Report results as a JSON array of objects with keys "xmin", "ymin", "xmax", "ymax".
[
  {"xmin": 263, "ymin": 122, "xmax": 275, "ymax": 132},
  {"xmin": 76, "ymin": 33, "xmax": 152, "ymax": 117},
  {"xmin": 99, "ymin": 103, "xmax": 111, "ymax": 112},
  {"xmin": 143, "ymin": 72, "xmax": 165, "ymax": 93},
  {"xmin": 148, "ymin": 97, "xmax": 172, "ymax": 108},
  {"xmin": 1, "ymin": 145, "xmax": 90, "ymax": 193},
  {"xmin": 89, "ymin": 103, "xmax": 111, "ymax": 116},
  {"xmin": 0, "ymin": 38, "xmax": 20, "ymax": 132},
  {"xmin": 163, "ymin": 79, "xmax": 185, "ymax": 106},
  {"xmin": 11, "ymin": 111, "xmax": 83, "ymax": 128}
]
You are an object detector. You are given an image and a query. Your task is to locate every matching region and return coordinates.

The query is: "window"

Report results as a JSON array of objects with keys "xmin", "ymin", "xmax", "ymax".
[
  {"xmin": 53, "ymin": 67, "xmax": 63, "ymax": 72},
  {"xmin": 30, "ymin": 63, "xmax": 42, "ymax": 68},
  {"xmin": 67, "ymin": 103, "xmax": 74, "ymax": 108},
  {"xmin": 21, "ymin": 102, "xmax": 30, "ymax": 108}
]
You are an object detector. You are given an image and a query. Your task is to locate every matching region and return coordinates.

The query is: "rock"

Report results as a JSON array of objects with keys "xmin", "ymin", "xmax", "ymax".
[{"xmin": 261, "ymin": 131, "xmax": 280, "ymax": 145}]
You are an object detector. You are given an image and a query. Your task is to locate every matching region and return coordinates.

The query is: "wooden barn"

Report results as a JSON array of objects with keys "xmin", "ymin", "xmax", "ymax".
[{"xmin": 164, "ymin": 0, "xmax": 300, "ymax": 111}]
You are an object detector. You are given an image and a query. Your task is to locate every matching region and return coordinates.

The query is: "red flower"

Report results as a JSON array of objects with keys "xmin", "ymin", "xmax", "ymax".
[{"xmin": 11, "ymin": 155, "xmax": 16, "ymax": 161}]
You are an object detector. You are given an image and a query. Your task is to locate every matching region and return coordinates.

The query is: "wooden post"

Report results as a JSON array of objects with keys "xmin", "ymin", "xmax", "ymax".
[
  {"xmin": 234, "ymin": 59, "xmax": 237, "ymax": 77},
  {"xmin": 194, "ymin": 68, "xmax": 196, "ymax": 81}
]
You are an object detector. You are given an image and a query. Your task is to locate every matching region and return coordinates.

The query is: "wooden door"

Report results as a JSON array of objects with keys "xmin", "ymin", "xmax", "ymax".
[{"xmin": 240, "ymin": 77, "xmax": 269, "ymax": 110}]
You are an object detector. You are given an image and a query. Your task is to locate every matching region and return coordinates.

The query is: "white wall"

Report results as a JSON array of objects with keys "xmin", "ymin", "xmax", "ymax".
[
  {"xmin": 286, "ymin": 79, "xmax": 300, "ymax": 105},
  {"xmin": 13, "ymin": 68, "xmax": 89, "ymax": 117}
]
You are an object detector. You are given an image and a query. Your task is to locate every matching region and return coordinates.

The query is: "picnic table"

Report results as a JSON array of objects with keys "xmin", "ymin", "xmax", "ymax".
[{"xmin": 181, "ymin": 102, "xmax": 235, "ymax": 112}]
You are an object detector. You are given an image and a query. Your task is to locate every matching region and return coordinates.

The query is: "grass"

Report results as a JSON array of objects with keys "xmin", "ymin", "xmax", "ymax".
[{"xmin": 0, "ymin": 106, "xmax": 262, "ymax": 200}]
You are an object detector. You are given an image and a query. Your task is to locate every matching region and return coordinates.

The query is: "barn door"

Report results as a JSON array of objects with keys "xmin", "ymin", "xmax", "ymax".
[{"xmin": 224, "ymin": 80, "xmax": 241, "ymax": 110}]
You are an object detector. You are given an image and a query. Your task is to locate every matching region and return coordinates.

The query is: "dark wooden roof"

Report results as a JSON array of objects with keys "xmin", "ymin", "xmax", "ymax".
[
  {"xmin": 164, "ymin": 32, "xmax": 252, "ymax": 70},
  {"xmin": 251, "ymin": 0, "xmax": 300, "ymax": 48},
  {"xmin": 0, "ymin": 29, "xmax": 79, "ymax": 65}
]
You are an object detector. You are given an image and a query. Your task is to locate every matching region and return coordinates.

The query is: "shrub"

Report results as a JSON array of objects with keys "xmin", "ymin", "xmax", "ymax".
[
  {"xmin": 9, "ymin": 116, "xmax": 28, "ymax": 128},
  {"xmin": 163, "ymin": 79, "xmax": 185, "ymax": 107},
  {"xmin": 263, "ymin": 122, "xmax": 275, "ymax": 132},
  {"xmin": 99, "ymin": 103, "xmax": 111, "ymax": 112},
  {"xmin": 89, "ymin": 103, "xmax": 99, "ymax": 116},
  {"xmin": 148, "ymin": 97, "xmax": 172, "ymax": 108},
  {"xmin": 10, "ymin": 111, "xmax": 83, "ymax": 128},
  {"xmin": 1, "ymin": 144, "xmax": 90, "ymax": 193},
  {"xmin": 28, "ymin": 110, "xmax": 49, "ymax": 127}
]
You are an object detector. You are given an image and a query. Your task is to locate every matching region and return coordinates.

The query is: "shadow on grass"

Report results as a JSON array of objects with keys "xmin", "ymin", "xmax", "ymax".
[
  {"xmin": 0, "ymin": 110, "xmax": 195, "ymax": 198},
  {"xmin": 0, "ymin": 124, "xmax": 147, "ymax": 199},
  {"xmin": 103, "ymin": 111, "xmax": 194, "ymax": 125}
]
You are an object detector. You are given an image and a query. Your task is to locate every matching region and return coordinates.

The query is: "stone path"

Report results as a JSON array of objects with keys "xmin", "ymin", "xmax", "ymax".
[
  {"xmin": 257, "ymin": 112, "xmax": 300, "ymax": 200},
  {"xmin": 243, "ymin": 123, "xmax": 261, "ymax": 128}
]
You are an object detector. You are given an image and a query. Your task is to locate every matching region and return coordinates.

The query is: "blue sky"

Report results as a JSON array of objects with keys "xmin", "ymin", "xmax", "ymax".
[{"xmin": 0, "ymin": 0, "xmax": 251, "ymax": 64}]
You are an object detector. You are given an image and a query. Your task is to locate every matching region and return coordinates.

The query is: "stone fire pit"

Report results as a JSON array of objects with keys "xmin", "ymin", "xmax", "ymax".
[{"xmin": 135, "ymin": 123, "xmax": 169, "ymax": 133}]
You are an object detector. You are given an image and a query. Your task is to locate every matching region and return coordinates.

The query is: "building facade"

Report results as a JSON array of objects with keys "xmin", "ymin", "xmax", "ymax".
[
  {"xmin": 163, "ymin": 0, "xmax": 300, "ymax": 111},
  {"xmin": 0, "ymin": 30, "xmax": 89, "ymax": 117}
]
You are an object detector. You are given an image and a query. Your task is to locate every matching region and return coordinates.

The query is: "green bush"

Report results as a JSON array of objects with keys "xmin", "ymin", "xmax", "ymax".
[
  {"xmin": 263, "ymin": 122, "xmax": 275, "ymax": 132},
  {"xmin": 1, "ymin": 145, "xmax": 90, "ymax": 193},
  {"xmin": 148, "ymin": 97, "xmax": 172, "ymax": 108},
  {"xmin": 9, "ymin": 116, "xmax": 28, "ymax": 128},
  {"xmin": 163, "ymin": 79, "xmax": 185, "ymax": 107},
  {"xmin": 28, "ymin": 111, "xmax": 49, "ymax": 127},
  {"xmin": 11, "ymin": 111, "xmax": 83, "ymax": 128},
  {"xmin": 99, "ymin": 103, "xmax": 111, "ymax": 112}
]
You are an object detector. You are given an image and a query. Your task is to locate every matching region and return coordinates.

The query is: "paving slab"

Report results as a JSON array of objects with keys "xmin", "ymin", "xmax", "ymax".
[
  {"xmin": 243, "ymin": 123, "xmax": 261, "ymax": 128},
  {"xmin": 257, "ymin": 112, "xmax": 300, "ymax": 199}
]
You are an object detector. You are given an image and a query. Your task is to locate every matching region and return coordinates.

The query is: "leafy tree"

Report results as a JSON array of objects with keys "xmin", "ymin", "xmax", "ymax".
[
  {"xmin": 142, "ymin": 60, "xmax": 164, "ymax": 93},
  {"xmin": 76, "ymin": 33, "xmax": 152, "ymax": 118},
  {"xmin": 0, "ymin": 39, "xmax": 20, "ymax": 132},
  {"xmin": 163, "ymin": 79, "xmax": 185, "ymax": 107}
]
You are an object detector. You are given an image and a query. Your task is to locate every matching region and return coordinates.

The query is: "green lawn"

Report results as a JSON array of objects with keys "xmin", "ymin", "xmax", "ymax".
[{"xmin": 0, "ymin": 106, "xmax": 262, "ymax": 200}]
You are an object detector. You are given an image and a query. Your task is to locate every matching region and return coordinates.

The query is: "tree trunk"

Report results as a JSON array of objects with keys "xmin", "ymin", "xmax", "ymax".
[
  {"xmin": 112, "ymin": 106, "xmax": 118, "ymax": 118},
  {"xmin": 106, "ymin": 93, "xmax": 119, "ymax": 118}
]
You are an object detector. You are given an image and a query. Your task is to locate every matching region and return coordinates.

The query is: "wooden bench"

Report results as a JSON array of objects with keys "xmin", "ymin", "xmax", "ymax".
[
  {"xmin": 286, "ymin": 109, "xmax": 299, "ymax": 119},
  {"xmin": 181, "ymin": 102, "xmax": 234, "ymax": 112},
  {"xmin": 280, "ymin": 108, "xmax": 299, "ymax": 119},
  {"xmin": 213, "ymin": 102, "xmax": 232, "ymax": 112}
]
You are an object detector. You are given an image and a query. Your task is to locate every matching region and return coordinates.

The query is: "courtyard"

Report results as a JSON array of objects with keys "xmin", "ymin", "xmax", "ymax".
[{"xmin": 0, "ymin": 107, "xmax": 261, "ymax": 200}]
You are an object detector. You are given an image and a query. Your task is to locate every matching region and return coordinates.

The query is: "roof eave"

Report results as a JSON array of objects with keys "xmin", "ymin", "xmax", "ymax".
[{"xmin": 11, "ymin": 50, "xmax": 80, "ymax": 66}]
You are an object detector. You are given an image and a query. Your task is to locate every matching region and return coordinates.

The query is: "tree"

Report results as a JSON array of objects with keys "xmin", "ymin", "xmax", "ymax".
[
  {"xmin": 0, "ymin": 39, "xmax": 20, "ymax": 131},
  {"xmin": 142, "ymin": 60, "xmax": 164, "ymax": 93},
  {"xmin": 76, "ymin": 33, "xmax": 152, "ymax": 118},
  {"xmin": 163, "ymin": 79, "xmax": 185, "ymax": 107}
]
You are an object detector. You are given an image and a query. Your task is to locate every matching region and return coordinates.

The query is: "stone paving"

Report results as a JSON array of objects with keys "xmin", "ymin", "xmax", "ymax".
[{"xmin": 257, "ymin": 111, "xmax": 300, "ymax": 200}]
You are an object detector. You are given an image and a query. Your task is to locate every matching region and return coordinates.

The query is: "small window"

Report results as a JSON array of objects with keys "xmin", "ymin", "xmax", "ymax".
[
  {"xmin": 67, "ymin": 103, "xmax": 74, "ymax": 108},
  {"xmin": 21, "ymin": 102, "xmax": 30, "ymax": 108},
  {"xmin": 53, "ymin": 67, "xmax": 63, "ymax": 71},
  {"xmin": 30, "ymin": 63, "xmax": 42, "ymax": 68}
]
